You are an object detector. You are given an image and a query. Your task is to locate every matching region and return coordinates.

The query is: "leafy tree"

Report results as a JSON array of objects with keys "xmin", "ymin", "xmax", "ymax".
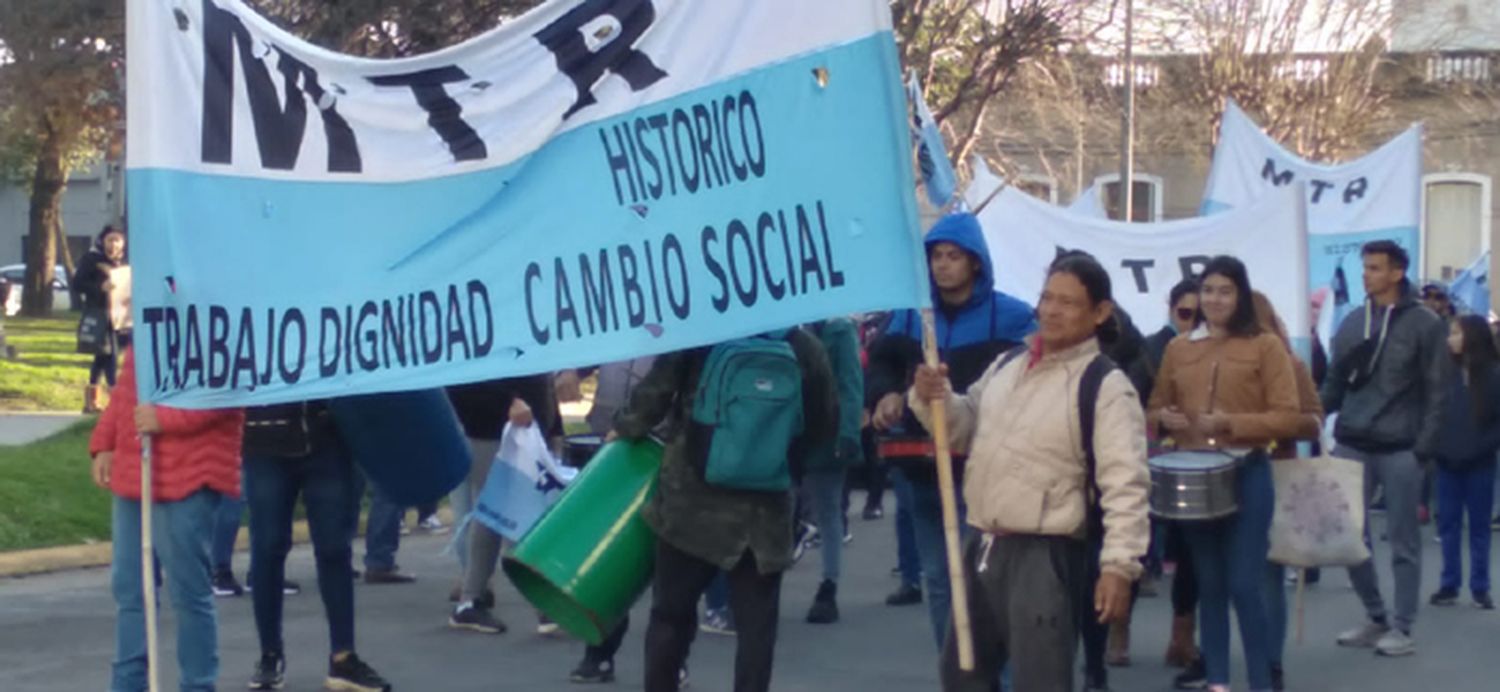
[{"xmin": 0, "ymin": 0, "xmax": 122, "ymax": 316}]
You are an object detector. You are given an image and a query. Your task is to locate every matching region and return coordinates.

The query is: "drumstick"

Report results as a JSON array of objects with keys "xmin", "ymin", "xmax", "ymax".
[
  {"xmin": 1205, "ymin": 362, "xmax": 1220, "ymax": 447},
  {"xmin": 920, "ymin": 309, "xmax": 975, "ymax": 671}
]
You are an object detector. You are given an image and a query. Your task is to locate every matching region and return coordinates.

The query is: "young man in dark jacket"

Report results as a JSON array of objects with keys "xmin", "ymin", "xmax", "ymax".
[
  {"xmin": 1322, "ymin": 241, "xmax": 1450, "ymax": 658},
  {"xmin": 621, "ymin": 329, "xmax": 837, "ymax": 692},
  {"xmin": 866, "ymin": 212, "xmax": 1036, "ymax": 647},
  {"xmin": 243, "ymin": 402, "xmax": 392, "ymax": 691}
]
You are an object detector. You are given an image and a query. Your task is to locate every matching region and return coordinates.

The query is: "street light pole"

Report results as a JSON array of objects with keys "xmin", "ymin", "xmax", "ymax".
[{"xmin": 1119, "ymin": 0, "xmax": 1136, "ymax": 223}]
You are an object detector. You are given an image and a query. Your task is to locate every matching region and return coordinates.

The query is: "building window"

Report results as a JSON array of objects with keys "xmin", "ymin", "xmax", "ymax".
[
  {"xmin": 1094, "ymin": 173, "xmax": 1164, "ymax": 222},
  {"xmin": 1423, "ymin": 173, "xmax": 1492, "ymax": 282},
  {"xmin": 1013, "ymin": 175, "xmax": 1057, "ymax": 204}
]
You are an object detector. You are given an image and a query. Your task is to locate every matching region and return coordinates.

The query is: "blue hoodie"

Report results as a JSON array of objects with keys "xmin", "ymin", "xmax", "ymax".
[{"xmin": 866, "ymin": 213, "xmax": 1036, "ymax": 482}]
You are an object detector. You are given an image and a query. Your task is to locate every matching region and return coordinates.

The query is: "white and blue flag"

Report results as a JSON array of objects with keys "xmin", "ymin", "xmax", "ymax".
[
  {"xmin": 908, "ymin": 72, "xmax": 957, "ymax": 208},
  {"xmin": 1202, "ymin": 100, "xmax": 1423, "ymax": 312}
]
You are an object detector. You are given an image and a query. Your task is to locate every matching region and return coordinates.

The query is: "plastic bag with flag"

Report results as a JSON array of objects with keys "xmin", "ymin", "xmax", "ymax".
[{"xmin": 473, "ymin": 423, "xmax": 578, "ymax": 543}]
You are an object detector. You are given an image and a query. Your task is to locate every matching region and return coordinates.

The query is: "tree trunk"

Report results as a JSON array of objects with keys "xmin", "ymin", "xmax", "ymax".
[{"xmin": 21, "ymin": 125, "xmax": 66, "ymax": 317}]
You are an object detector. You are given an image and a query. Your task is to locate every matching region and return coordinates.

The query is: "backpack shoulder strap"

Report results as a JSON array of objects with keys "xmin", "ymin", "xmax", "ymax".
[
  {"xmin": 1078, "ymin": 353, "xmax": 1118, "ymax": 543},
  {"xmin": 995, "ymin": 343, "xmax": 1028, "ymax": 372}
]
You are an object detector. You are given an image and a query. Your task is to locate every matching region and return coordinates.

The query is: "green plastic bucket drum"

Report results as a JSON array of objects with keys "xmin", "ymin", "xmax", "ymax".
[{"xmin": 502, "ymin": 438, "xmax": 663, "ymax": 645}]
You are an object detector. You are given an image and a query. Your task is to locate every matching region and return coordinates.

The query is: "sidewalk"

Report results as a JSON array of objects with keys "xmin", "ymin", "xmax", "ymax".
[{"xmin": 0, "ymin": 412, "xmax": 86, "ymax": 446}]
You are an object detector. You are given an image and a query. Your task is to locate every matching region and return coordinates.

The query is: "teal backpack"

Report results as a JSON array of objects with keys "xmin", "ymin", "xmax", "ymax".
[{"xmin": 690, "ymin": 331, "xmax": 805, "ymax": 491}]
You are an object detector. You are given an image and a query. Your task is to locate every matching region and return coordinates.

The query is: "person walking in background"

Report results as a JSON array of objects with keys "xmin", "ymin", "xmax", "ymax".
[
  {"xmin": 92, "ymin": 345, "xmax": 244, "ymax": 692},
  {"xmin": 1429, "ymin": 315, "xmax": 1500, "ymax": 611},
  {"xmin": 621, "ymin": 328, "xmax": 836, "ymax": 692},
  {"xmin": 1321, "ymin": 241, "xmax": 1449, "ymax": 658},
  {"xmin": 1149, "ymin": 256, "xmax": 1305, "ymax": 692},
  {"xmin": 242, "ymin": 401, "xmax": 393, "ymax": 692},
  {"xmin": 74, "ymin": 224, "xmax": 127, "ymax": 413},
  {"xmin": 1129, "ymin": 279, "xmax": 1208, "ymax": 686},
  {"xmin": 445, "ymin": 375, "xmax": 553, "ymax": 634},
  {"xmin": 867, "ymin": 212, "xmax": 1036, "ymax": 647},
  {"xmin": 800, "ymin": 317, "xmax": 865, "ymax": 625}
]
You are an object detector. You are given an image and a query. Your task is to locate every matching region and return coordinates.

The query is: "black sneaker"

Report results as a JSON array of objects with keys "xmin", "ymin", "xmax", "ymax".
[
  {"xmin": 1271, "ymin": 664, "xmax": 1286, "ymax": 692},
  {"xmin": 806, "ymin": 579, "xmax": 839, "ymax": 624},
  {"xmin": 1173, "ymin": 657, "xmax": 1206, "ymax": 690},
  {"xmin": 569, "ymin": 657, "xmax": 616, "ymax": 683},
  {"xmin": 211, "ymin": 569, "xmax": 244, "ymax": 598},
  {"xmin": 1476, "ymin": 592, "xmax": 1495, "ymax": 610},
  {"xmin": 326, "ymin": 653, "xmax": 391, "ymax": 692},
  {"xmin": 249, "ymin": 652, "xmax": 285, "ymax": 690},
  {"xmin": 1430, "ymin": 588, "xmax": 1459, "ymax": 606},
  {"xmin": 862, "ymin": 505, "xmax": 884, "ymax": 520},
  {"xmin": 885, "ymin": 584, "xmax": 922, "ymax": 606},
  {"xmin": 449, "ymin": 603, "xmax": 507, "ymax": 634}
]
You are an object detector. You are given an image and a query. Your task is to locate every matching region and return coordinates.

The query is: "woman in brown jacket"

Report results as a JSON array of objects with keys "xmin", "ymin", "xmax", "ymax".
[{"xmin": 1148, "ymin": 257, "xmax": 1304, "ymax": 692}]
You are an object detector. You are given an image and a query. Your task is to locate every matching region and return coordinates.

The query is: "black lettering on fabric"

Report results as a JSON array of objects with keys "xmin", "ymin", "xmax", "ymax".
[
  {"xmin": 368, "ymin": 67, "xmax": 489, "ymax": 162},
  {"xmin": 535, "ymin": 0, "xmax": 668, "ymax": 119},
  {"xmin": 1122, "ymin": 259, "xmax": 1155, "ymax": 293},
  {"xmin": 200, "ymin": 0, "xmax": 361, "ymax": 172}
]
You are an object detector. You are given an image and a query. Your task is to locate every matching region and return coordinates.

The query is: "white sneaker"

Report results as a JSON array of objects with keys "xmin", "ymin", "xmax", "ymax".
[
  {"xmin": 1375, "ymin": 629, "xmax": 1416, "ymax": 657},
  {"xmin": 1336, "ymin": 621, "xmax": 1390, "ymax": 648},
  {"xmin": 419, "ymin": 515, "xmax": 449, "ymax": 534}
]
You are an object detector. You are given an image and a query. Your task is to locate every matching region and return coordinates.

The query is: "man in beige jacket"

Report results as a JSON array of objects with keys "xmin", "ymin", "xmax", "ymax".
[{"xmin": 911, "ymin": 252, "xmax": 1151, "ymax": 691}]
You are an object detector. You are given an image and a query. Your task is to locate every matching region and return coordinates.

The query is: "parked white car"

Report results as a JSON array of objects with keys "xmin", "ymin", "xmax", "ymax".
[{"xmin": 0, "ymin": 264, "xmax": 74, "ymax": 316}]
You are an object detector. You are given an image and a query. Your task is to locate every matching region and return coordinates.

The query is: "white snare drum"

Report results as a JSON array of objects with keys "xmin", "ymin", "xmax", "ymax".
[{"xmin": 1148, "ymin": 451, "xmax": 1241, "ymax": 520}]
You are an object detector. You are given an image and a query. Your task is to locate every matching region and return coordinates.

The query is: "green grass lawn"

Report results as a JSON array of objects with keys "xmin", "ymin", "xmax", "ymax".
[
  {"xmin": 0, "ymin": 419, "xmax": 111, "ymax": 552},
  {"xmin": 1, "ymin": 315, "xmax": 94, "ymax": 411}
]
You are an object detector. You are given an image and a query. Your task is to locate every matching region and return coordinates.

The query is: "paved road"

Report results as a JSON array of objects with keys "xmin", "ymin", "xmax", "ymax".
[{"xmin": 0, "ymin": 497, "xmax": 1495, "ymax": 691}]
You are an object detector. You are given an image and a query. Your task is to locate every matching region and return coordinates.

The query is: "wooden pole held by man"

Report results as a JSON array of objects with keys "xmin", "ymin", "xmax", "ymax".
[
  {"xmin": 141, "ymin": 435, "xmax": 161, "ymax": 692},
  {"xmin": 920, "ymin": 309, "xmax": 975, "ymax": 671}
]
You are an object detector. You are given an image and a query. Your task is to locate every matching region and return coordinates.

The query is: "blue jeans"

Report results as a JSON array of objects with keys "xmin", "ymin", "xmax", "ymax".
[
  {"xmin": 904, "ymin": 469, "xmax": 969, "ymax": 649},
  {"xmin": 890, "ymin": 470, "xmax": 921, "ymax": 588},
  {"xmin": 705, "ymin": 572, "xmax": 730, "ymax": 612},
  {"xmin": 363, "ymin": 484, "xmax": 403, "ymax": 571},
  {"xmin": 1437, "ymin": 465, "xmax": 1496, "ymax": 595},
  {"xmin": 1264, "ymin": 563, "xmax": 1288, "ymax": 669},
  {"xmin": 1183, "ymin": 456, "xmax": 1274, "ymax": 690},
  {"xmin": 211, "ymin": 494, "xmax": 245, "ymax": 572},
  {"xmin": 111, "ymin": 490, "xmax": 221, "ymax": 692},
  {"xmin": 246, "ymin": 445, "xmax": 358, "ymax": 656},
  {"xmin": 804, "ymin": 469, "xmax": 846, "ymax": 583}
]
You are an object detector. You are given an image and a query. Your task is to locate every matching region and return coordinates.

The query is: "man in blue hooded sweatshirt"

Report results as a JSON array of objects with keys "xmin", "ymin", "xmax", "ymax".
[{"xmin": 868, "ymin": 212, "xmax": 1036, "ymax": 646}]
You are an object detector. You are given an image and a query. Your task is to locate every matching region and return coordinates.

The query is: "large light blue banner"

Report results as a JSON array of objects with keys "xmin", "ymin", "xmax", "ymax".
[{"xmin": 127, "ymin": 0, "xmax": 924, "ymax": 408}]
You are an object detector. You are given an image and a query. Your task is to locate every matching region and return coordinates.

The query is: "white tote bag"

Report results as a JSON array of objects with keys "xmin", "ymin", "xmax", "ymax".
[{"xmin": 1269, "ymin": 423, "xmax": 1371, "ymax": 568}]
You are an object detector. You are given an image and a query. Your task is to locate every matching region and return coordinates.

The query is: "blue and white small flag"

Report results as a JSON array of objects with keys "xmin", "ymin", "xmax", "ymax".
[
  {"xmin": 908, "ymin": 72, "xmax": 957, "ymax": 208},
  {"xmin": 1450, "ymin": 251, "xmax": 1491, "ymax": 316}
]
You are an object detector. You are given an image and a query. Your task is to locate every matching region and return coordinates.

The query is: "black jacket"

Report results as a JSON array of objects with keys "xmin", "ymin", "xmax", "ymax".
[
  {"xmin": 73, "ymin": 249, "xmax": 120, "ymax": 311},
  {"xmin": 446, "ymin": 375, "xmax": 555, "ymax": 441},
  {"xmin": 1435, "ymin": 366, "xmax": 1500, "ymax": 472},
  {"xmin": 1322, "ymin": 286, "xmax": 1450, "ymax": 456},
  {"xmin": 243, "ymin": 401, "xmax": 340, "ymax": 458}
]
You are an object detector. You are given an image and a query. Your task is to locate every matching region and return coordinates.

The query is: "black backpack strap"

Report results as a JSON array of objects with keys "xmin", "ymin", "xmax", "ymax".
[
  {"xmin": 994, "ymin": 344, "xmax": 1028, "ymax": 373},
  {"xmin": 1078, "ymin": 353, "xmax": 1117, "ymax": 547}
]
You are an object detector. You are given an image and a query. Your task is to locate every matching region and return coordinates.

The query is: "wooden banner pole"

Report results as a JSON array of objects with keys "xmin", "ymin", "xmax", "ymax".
[{"xmin": 920, "ymin": 309, "xmax": 975, "ymax": 671}]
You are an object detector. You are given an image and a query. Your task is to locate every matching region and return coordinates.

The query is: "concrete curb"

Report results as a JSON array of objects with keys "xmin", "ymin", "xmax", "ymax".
[{"xmin": 0, "ymin": 508, "xmax": 457, "ymax": 579}]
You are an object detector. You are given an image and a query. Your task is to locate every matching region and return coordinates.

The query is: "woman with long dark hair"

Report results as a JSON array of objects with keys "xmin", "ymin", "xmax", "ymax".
[
  {"xmin": 1429, "ymin": 314, "xmax": 1500, "ymax": 610},
  {"xmin": 1148, "ymin": 256, "xmax": 1304, "ymax": 692},
  {"xmin": 74, "ymin": 224, "xmax": 127, "ymax": 412}
]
